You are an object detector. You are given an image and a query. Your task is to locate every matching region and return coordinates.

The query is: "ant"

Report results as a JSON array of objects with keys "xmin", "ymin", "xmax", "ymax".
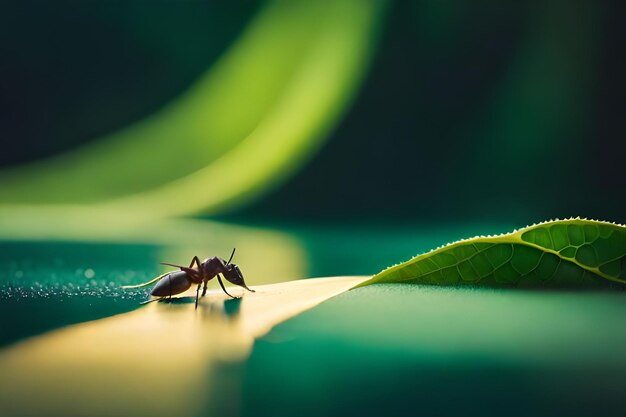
[{"xmin": 150, "ymin": 248, "xmax": 254, "ymax": 309}]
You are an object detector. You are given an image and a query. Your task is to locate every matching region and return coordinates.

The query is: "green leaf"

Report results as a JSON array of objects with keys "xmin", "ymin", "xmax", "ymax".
[
  {"xmin": 0, "ymin": 0, "xmax": 385, "ymax": 217},
  {"xmin": 359, "ymin": 219, "xmax": 626, "ymax": 288}
]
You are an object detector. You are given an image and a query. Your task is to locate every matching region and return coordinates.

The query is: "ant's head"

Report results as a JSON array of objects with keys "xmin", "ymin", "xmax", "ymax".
[
  {"xmin": 222, "ymin": 263, "xmax": 251, "ymax": 290},
  {"xmin": 221, "ymin": 248, "xmax": 254, "ymax": 292}
]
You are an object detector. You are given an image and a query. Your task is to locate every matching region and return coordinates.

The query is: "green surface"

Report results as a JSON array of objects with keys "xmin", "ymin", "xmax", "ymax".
[
  {"xmin": 0, "ymin": 242, "xmax": 155, "ymax": 346},
  {"xmin": 241, "ymin": 284, "xmax": 626, "ymax": 417},
  {"xmin": 363, "ymin": 219, "xmax": 626, "ymax": 287}
]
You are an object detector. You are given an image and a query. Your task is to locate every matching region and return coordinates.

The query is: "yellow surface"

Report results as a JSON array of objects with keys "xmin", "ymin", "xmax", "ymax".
[{"xmin": 0, "ymin": 276, "xmax": 368, "ymax": 417}]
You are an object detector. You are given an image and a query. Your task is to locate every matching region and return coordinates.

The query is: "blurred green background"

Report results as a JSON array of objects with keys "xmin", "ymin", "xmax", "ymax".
[{"xmin": 1, "ymin": 0, "xmax": 623, "ymax": 224}]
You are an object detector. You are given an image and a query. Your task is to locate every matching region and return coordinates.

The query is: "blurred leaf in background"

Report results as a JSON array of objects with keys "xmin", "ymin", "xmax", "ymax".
[{"xmin": 0, "ymin": 0, "xmax": 385, "ymax": 219}]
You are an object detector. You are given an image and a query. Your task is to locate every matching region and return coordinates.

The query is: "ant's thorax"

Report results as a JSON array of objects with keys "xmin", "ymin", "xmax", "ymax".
[{"xmin": 201, "ymin": 256, "xmax": 227, "ymax": 277}]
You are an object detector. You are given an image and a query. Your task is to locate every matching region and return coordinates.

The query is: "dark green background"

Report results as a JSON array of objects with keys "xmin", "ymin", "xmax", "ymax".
[{"xmin": 1, "ymin": 0, "xmax": 624, "ymax": 224}]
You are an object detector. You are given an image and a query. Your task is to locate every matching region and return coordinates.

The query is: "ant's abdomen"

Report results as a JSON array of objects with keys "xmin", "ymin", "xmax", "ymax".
[{"xmin": 151, "ymin": 271, "xmax": 192, "ymax": 297}]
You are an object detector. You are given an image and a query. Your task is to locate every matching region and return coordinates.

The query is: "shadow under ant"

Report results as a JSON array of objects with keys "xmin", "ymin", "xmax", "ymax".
[
  {"xmin": 146, "ymin": 295, "xmax": 242, "ymax": 319},
  {"xmin": 223, "ymin": 297, "xmax": 242, "ymax": 317}
]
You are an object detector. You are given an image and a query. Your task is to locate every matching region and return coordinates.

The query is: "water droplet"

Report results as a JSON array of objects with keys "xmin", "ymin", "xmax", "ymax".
[{"xmin": 84, "ymin": 268, "xmax": 95, "ymax": 279}]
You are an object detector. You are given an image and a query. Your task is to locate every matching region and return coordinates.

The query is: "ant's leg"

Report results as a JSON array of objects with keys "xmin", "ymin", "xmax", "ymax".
[
  {"xmin": 202, "ymin": 279, "xmax": 208, "ymax": 297},
  {"xmin": 161, "ymin": 264, "xmax": 201, "ymax": 280},
  {"xmin": 160, "ymin": 262, "xmax": 202, "ymax": 283},
  {"xmin": 217, "ymin": 275, "xmax": 237, "ymax": 299},
  {"xmin": 189, "ymin": 256, "xmax": 201, "ymax": 269},
  {"xmin": 162, "ymin": 257, "xmax": 201, "ymax": 271},
  {"xmin": 160, "ymin": 262, "xmax": 186, "ymax": 268},
  {"xmin": 195, "ymin": 283, "xmax": 201, "ymax": 310}
]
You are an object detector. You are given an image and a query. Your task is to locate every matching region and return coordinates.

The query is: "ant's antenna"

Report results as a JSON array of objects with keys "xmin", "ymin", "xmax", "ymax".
[{"xmin": 226, "ymin": 248, "xmax": 236, "ymax": 265}]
